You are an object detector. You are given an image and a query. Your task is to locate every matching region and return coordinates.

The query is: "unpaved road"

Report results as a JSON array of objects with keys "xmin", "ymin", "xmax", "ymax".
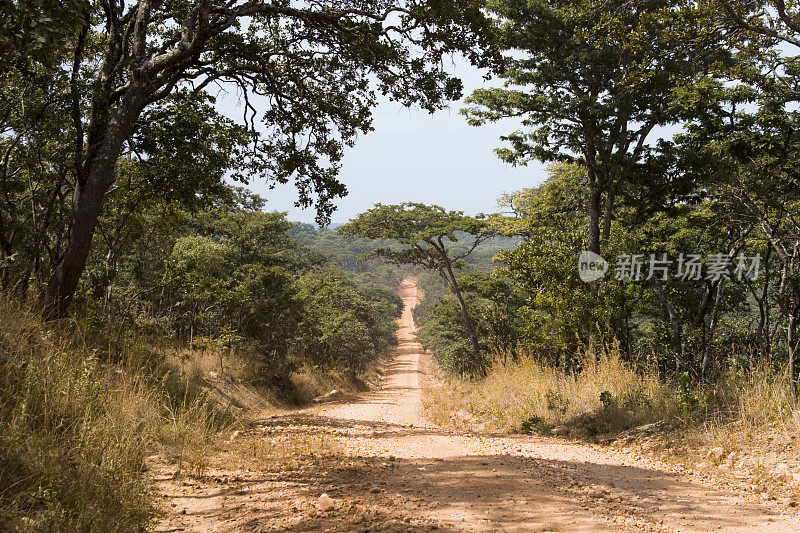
[{"xmin": 154, "ymin": 278, "xmax": 800, "ymax": 532}]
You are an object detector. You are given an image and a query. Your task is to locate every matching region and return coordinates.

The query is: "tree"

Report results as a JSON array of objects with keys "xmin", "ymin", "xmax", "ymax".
[
  {"xmin": 293, "ymin": 270, "xmax": 401, "ymax": 375},
  {"xmin": 26, "ymin": 0, "xmax": 498, "ymax": 318},
  {"xmin": 458, "ymin": 271, "xmax": 528, "ymax": 363},
  {"xmin": 340, "ymin": 203, "xmax": 494, "ymax": 373},
  {"xmin": 164, "ymin": 235, "xmax": 233, "ymax": 345},
  {"xmin": 496, "ymin": 164, "xmax": 606, "ymax": 365},
  {"xmin": 716, "ymin": 0, "xmax": 800, "ymax": 65},
  {"xmin": 675, "ymin": 73, "xmax": 800, "ymax": 388},
  {"xmin": 669, "ymin": 4, "xmax": 800, "ymax": 387},
  {"xmin": 462, "ymin": 0, "xmax": 731, "ymax": 258},
  {"xmin": 415, "ymin": 295, "xmax": 486, "ymax": 377}
]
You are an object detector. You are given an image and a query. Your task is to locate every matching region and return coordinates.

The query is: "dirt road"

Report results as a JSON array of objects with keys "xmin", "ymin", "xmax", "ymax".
[{"xmin": 154, "ymin": 278, "xmax": 800, "ymax": 532}]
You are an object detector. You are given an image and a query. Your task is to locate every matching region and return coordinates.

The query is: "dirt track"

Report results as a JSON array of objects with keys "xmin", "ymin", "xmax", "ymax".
[{"xmin": 154, "ymin": 278, "xmax": 800, "ymax": 532}]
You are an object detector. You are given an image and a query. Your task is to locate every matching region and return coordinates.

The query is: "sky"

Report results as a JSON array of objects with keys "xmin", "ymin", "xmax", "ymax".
[{"xmin": 224, "ymin": 63, "xmax": 548, "ymax": 225}]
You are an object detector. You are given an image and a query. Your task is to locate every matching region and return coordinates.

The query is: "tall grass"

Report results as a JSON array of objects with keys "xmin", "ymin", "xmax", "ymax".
[
  {"xmin": 425, "ymin": 341, "xmax": 800, "ymax": 473},
  {"xmin": 0, "ymin": 295, "xmax": 229, "ymax": 532},
  {"xmin": 424, "ymin": 345, "xmax": 678, "ymax": 435},
  {"xmin": 683, "ymin": 363, "xmax": 800, "ymax": 471}
]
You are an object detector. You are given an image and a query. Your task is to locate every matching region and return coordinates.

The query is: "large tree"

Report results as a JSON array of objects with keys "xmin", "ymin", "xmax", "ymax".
[
  {"xmin": 340, "ymin": 202, "xmax": 494, "ymax": 371},
  {"xmin": 12, "ymin": 1, "xmax": 497, "ymax": 318},
  {"xmin": 462, "ymin": 0, "xmax": 731, "ymax": 258},
  {"xmin": 665, "ymin": 0, "xmax": 800, "ymax": 388}
]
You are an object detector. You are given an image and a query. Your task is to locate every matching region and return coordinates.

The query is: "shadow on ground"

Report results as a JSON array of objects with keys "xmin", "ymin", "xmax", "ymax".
[{"xmin": 153, "ymin": 414, "xmax": 782, "ymax": 532}]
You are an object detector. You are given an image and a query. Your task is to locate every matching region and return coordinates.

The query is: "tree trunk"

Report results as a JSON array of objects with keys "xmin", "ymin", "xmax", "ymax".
[
  {"xmin": 42, "ymin": 89, "xmax": 144, "ymax": 319},
  {"xmin": 585, "ymin": 180, "xmax": 604, "ymax": 355},
  {"xmin": 701, "ymin": 283, "xmax": 725, "ymax": 378},
  {"xmin": 587, "ymin": 182, "xmax": 602, "ymax": 256},
  {"xmin": 649, "ymin": 277, "xmax": 683, "ymax": 369},
  {"xmin": 601, "ymin": 190, "xmax": 615, "ymax": 245},
  {"xmin": 0, "ymin": 208, "xmax": 10, "ymax": 288},
  {"xmin": 757, "ymin": 246, "xmax": 772, "ymax": 361},
  {"xmin": 789, "ymin": 309, "xmax": 798, "ymax": 395},
  {"xmin": 441, "ymin": 261, "xmax": 482, "ymax": 372}
]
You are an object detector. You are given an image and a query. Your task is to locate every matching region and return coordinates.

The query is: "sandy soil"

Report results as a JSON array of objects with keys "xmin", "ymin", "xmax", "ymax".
[{"xmin": 153, "ymin": 278, "xmax": 800, "ymax": 532}]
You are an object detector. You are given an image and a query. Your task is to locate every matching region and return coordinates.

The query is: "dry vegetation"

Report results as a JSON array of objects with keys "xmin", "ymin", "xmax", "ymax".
[
  {"xmin": 425, "ymin": 346, "xmax": 800, "ymax": 498},
  {"xmin": 0, "ymin": 293, "xmax": 382, "ymax": 532},
  {"xmin": 0, "ymin": 295, "xmax": 233, "ymax": 531},
  {"xmin": 650, "ymin": 367, "xmax": 800, "ymax": 500},
  {"xmin": 424, "ymin": 345, "xmax": 678, "ymax": 436}
]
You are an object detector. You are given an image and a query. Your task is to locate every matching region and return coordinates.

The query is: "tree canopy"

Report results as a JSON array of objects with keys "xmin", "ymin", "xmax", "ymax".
[
  {"xmin": 340, "ymin": 202, "xmax": 495, "ymax": 373},
  {"xmin": 463, "ymin": 0, "xmax": 732, "ymax": 256},
  {"xmin": 0, "ymin": 0, "xmax": 499, "ymax": 318}
]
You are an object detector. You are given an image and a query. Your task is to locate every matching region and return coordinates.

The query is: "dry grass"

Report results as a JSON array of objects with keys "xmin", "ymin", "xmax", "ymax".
[
  {"xmin": 425, "ymin": 343, "xmax": 800, "ymax": 497},
  {"xmin": 651, "ymin": 365, "xmax": 800, "ymax": 498},
  {"xmin": 166, "ymin": 344, "xmax": 256, "ymax": 383},
  {"xmin": 0, "ymin": 296, "xmax": 231, "ymax": 532},
  {"xmin": 424, "ymin": 345, "xmax": 678, "ymax": 436},
  {"xmin": 286, "ymin": 365, "xmax": 368, "ymax": 405}
]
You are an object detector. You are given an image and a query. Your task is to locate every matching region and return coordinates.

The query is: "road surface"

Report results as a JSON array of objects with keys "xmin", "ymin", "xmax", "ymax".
[{"xmin": 154, "ymin": 278, "xmax": 800, "ymax": 532}]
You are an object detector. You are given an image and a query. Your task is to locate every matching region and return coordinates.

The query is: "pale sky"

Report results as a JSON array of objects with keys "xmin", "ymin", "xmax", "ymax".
[{"xmin": 227, "ymin": 62, "xmax": 548, "ymax": 224}]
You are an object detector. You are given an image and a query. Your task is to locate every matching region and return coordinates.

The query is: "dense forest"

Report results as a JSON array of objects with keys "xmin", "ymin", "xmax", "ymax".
[{"xmin": 4, "ymin": 0, "xmax": 800, "ymax": 531}]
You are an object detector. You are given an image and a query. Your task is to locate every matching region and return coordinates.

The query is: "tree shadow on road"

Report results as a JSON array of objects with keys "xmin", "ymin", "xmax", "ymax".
[{"xmin": 154, "ymin": 414, "xmax": 784, "ymax": 532}]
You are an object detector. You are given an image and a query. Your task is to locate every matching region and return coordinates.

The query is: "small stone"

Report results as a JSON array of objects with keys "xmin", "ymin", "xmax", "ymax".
[
  {"xmin": 316, "ymin": 494, "xmax": 335, "ymax": 512},
  {"xmin": 780, "ymin": 497, "xmax": 797, "ymax": 507},
  {"xmin": 706, "ymin": 447, "xmax": 726, "ymax": 462},
  {"xmin": 312, "ymin": 389, "xmax": 344, "ymax": 404},
  {"xmin": 769, "ymin": 463, "xmax": 792, "ymax": 481}
]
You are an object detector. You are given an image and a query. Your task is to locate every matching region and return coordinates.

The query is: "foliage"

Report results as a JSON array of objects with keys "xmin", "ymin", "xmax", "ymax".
[
  {"xmin": 341, "ymin": 202, "xmax": 497, "ymax": 374},
  {"xmin": 415, "ymin": 295, "xmax": 487, "ymax": 377},
  {"xmin": 288, "ymin": 224, "xmax": 411, "ymax": 288},
  {"xmin": 0, "ymin": 0, "xmax": 88, "ymax": 69},
  {"xmin": 293, "ymin": 271, "xmax": 402, "ymax": 375},
  {"xmin": 463, "ymin": 0, "xmax": 734, "ymax": 261}
]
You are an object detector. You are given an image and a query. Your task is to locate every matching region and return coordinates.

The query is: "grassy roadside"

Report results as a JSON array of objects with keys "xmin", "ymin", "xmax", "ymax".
[
  {"xmin": 0, "ymin": 295, "xmax": 370, "ymax": 532},
  {"xmin": 423, "ymin": 347, "xmax": 800, "ymax": 502},
  {"xmin": 0, "ymin": 295, "xmax": 234, "ymax": 532},
  {"xmin": 424, "ymin": 347, "xmax": 677, "ymax": 436}
]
